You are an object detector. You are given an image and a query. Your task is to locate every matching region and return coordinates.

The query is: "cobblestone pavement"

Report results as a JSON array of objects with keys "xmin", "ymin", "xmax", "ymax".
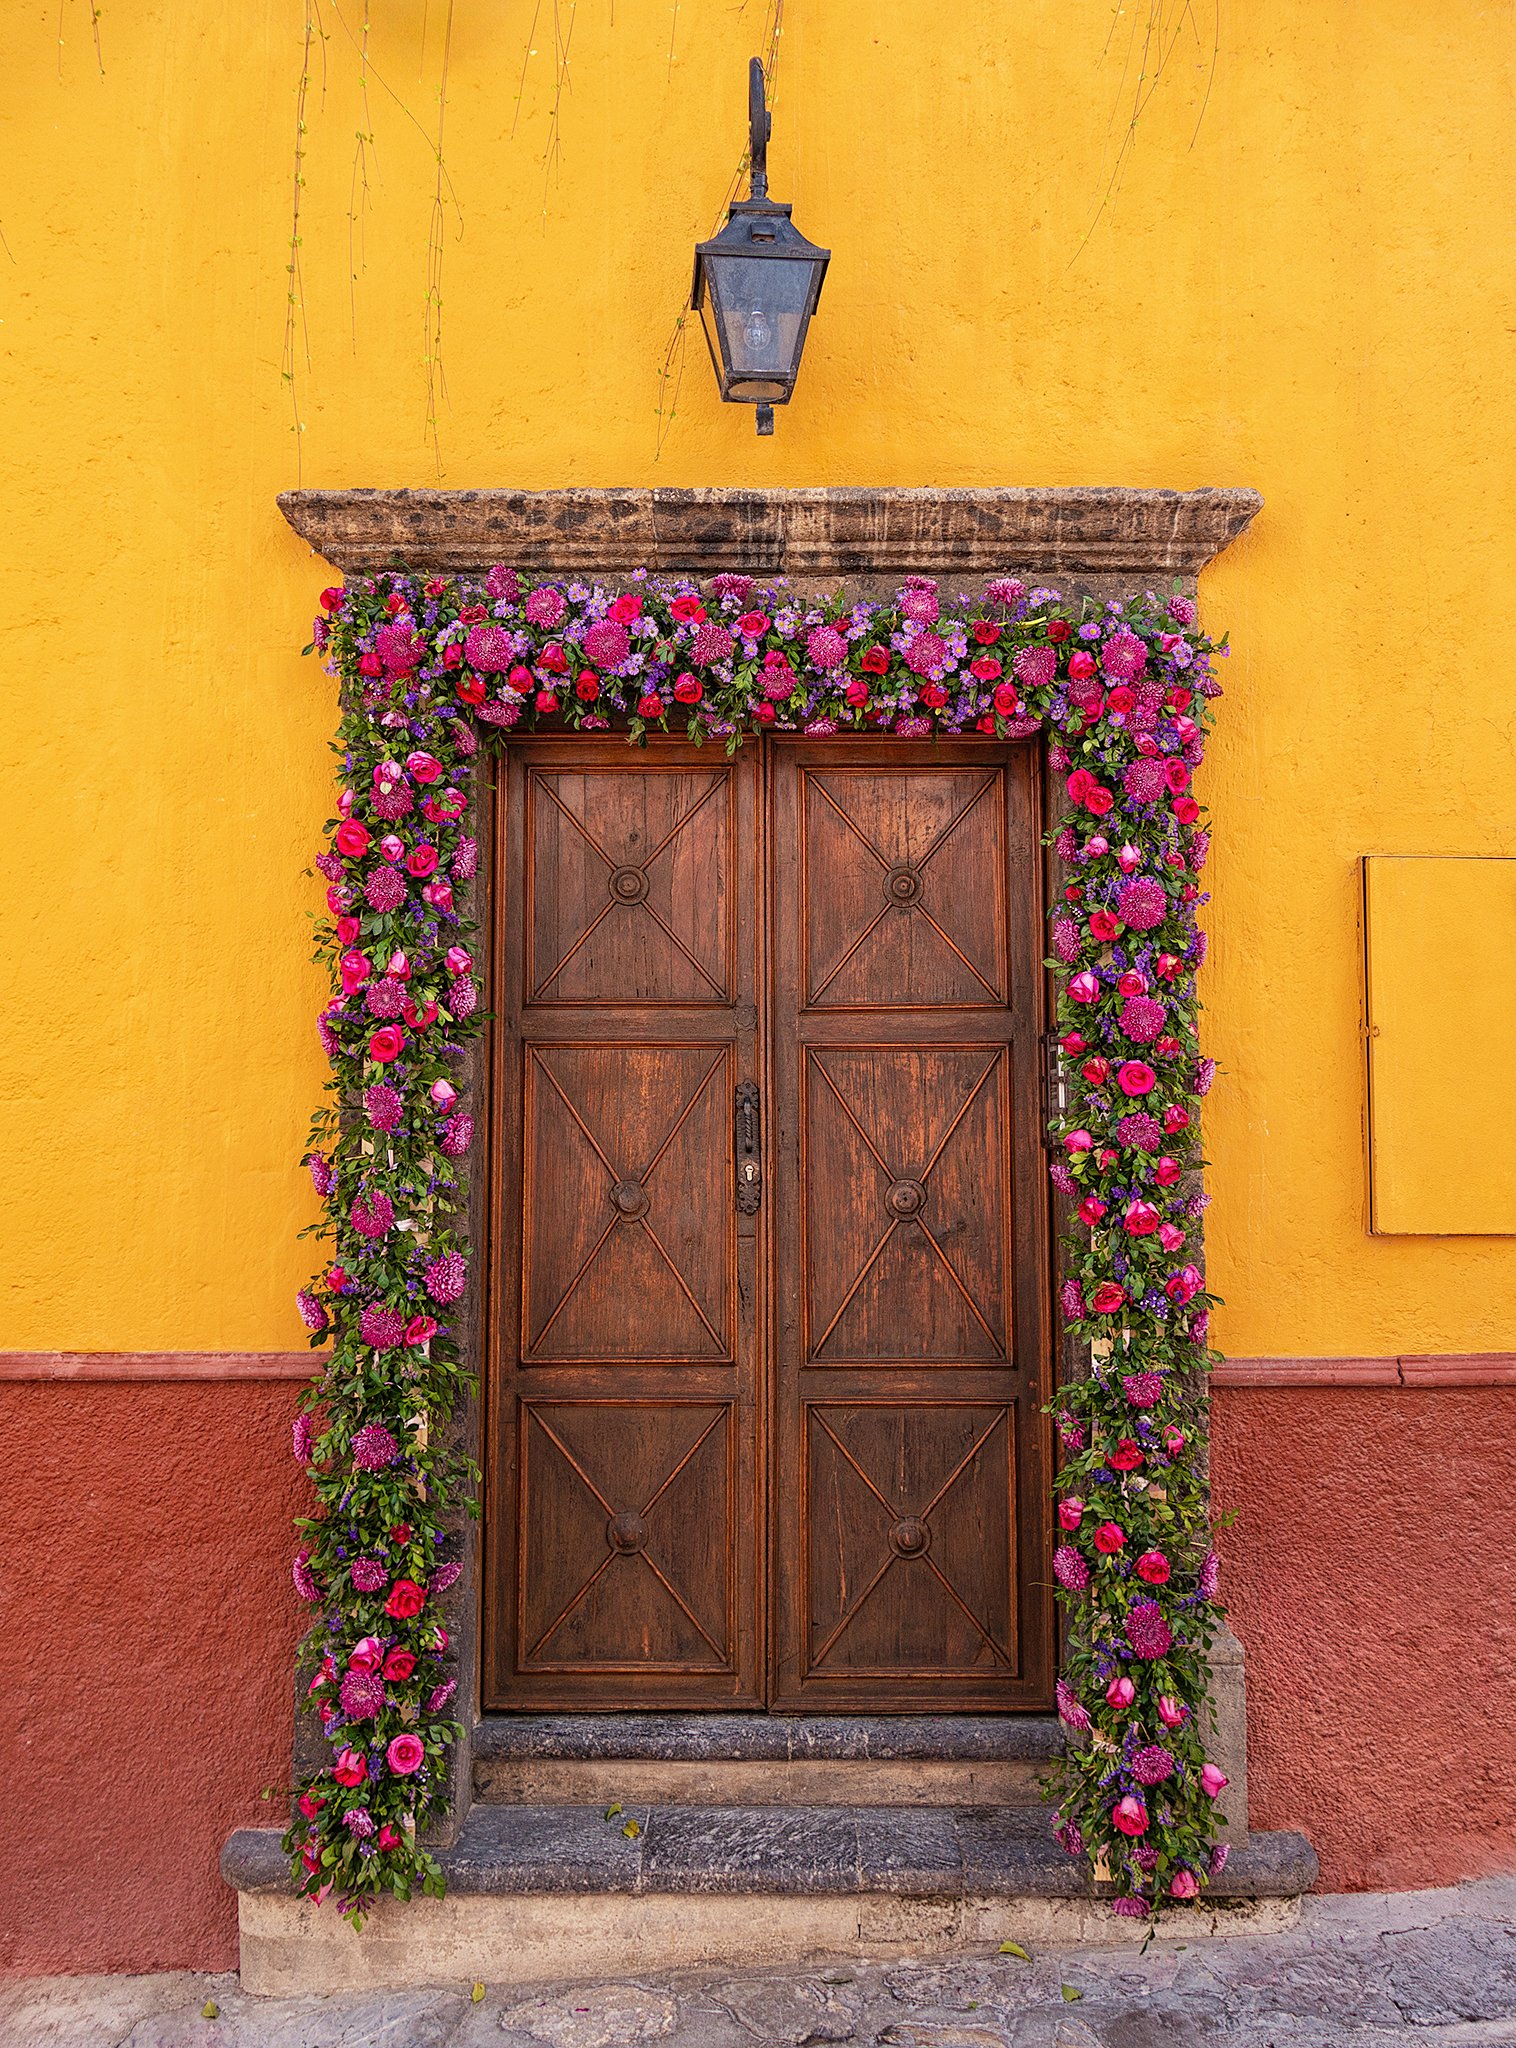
[{"xmin": 5, "ymin": 1878, "xmax": 1515, "ymax": 2048}]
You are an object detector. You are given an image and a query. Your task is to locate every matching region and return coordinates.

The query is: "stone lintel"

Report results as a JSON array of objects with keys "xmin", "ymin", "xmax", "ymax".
[{"xmin": 275, "ymin": 485, "xmax": 1262, "ymax": 580}]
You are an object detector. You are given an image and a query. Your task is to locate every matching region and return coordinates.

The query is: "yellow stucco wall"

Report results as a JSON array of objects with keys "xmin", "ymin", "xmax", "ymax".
[{"xmin": 2, "ymin": 1, "xmax": 1511, "ymax": 1355}]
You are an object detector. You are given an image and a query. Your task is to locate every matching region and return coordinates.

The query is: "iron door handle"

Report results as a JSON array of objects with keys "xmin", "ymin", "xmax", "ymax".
[{"xmin": 735, "ymin": 1081, "xmax": 762, "ymax": 1214}]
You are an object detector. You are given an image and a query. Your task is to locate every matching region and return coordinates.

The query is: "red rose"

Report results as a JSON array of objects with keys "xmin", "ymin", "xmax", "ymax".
[
  {"xmin": 458, "ymin": 604, "xmax": 486, "ymax": 624},
  {"xmin": 1108, "ymin": 1437, "xmax": 1145, "ymax": 1471},
  {"xmin": 920, "ymin": 683, "xmax": 948, "ymax": 709},
  {"xmin": 844, "ymin": 677, "xmax": 870, "ymax": 708},
  {"xmin": 1135, "ymin": 1550, "xmax": 1171, "ymax": 1585},
  {"xmin": 369, "ymin": 1025, "xmax": 404, "ymax": 1063},
  {"xmin": 637, "ymin": 693, "xmax": 664, "ymax": 719},
  {"xmin": 1069, "ymin": 650, "xmax": 1097, "ymax": 680},
  {"xmin": 670, "ymin": 595, "xmax": 705, "ymax": 623},
  {"xmin": 969, "ymin": 655, "xmax": 1002, "ymax": 681},
  {"xmin": 320, "ymin": 586, "xmax": 344, "ymax": 612},
  {"xmin": 576, "ymin": 669, "xmax": 601, "ymax": 701},
  {"xmin": 1167, "ymin": 686, "xmax": 1193, "ymax": 711},
  {"xmin": 1165, "ymin": 758, "xmax": 1190, "ymax": 793},
  {"xmin": 609, "ymin": 593, "xmax": 642, "ymax": 624},
  {"xmin": 336, "ymin": 916, "xmax": 360, "ymax": 946},
  {"xmin": 1090, "ymin": 1281, "xmax": 1126, "ymax": 1313},
  {"xmin": 737, "ymin": 611, "xmax": 771, "ymax": 638},
  {"xmin": 1154, "ymin": 1155, "xmax": 1182, "ymax": 1187},
  {"xmin": 1089, "ymin": 910, "xmax": 1120, "ymax": 941},
  {"xmin": 860, "ymin": 646, "xmax": 890, "ymax": 675},
  {"xmin": 401, "ymin": 997, "xmax": 438, "ymax": 1029},
  {"xmin": 441, "ymin": 642, "xmax": 462, "ymax": 670},
  {"xmin": 1093, "ymin": 1521, "xmax": 1126, "ymax": 1553},
  {"xmin": 1048, "ymin": 620, "xmax": 1071, "ymax": 643},
  {"xmin": 1081, "ymin": 1057, "xmax": 1109, "ymax": 1084},
  {"xmin": 406, "ymin": 844, "xmax": 439, "ymax": 879},
  {"xmin": 384, "ymin": 1578, "xmax": 426, "ymax": 1619},
  {"xmin": 971, "ymin": 619, "xmax": 1001, "ymax": 645},
  {"xmin": 383, "ymin": 1647, "xmax": 417, "ymax": 1681},
  {"xmin": 335, "ymin": 821, "xmax": 370, "ymax": 858},
  {"xmin": 1077, "ymin": 1195, "xmax": 1106, "ymax": 1224},
  {"xmin": 1173, "ymin": 796, "xmax": 1201, "ymax": 825},
  {"xmin": 1106, "ymin": 684, "xmax": 1135, "ymax": 713},
  {"xmin": 673, "ymin": 672, "xmax": 703, "ymax": 704},
  {"xmin": 1155, "ymin": 953, "xmax": 1183, "ymax": 981},
  {"xmin": 1066, "ymin": 768, "xmax": 1096, "ymax": 803},
  {"xmin": 404, "ymin": 1315, "xmax": 437, "ymax": 1346},
  {"xmin": 332, "ymin": 1748, "xmax": 367, "ymax": 1788},
  {"xmin": 1164, "ymin": 1104, "xmax": 1191, "ymax": 1133},
  {"xmin": 457, "ymin": 674, "xmax": 486, "ymax": 705},
  {"xmin": 975, "ymin": 713, "xmax": 997, "ymax": 732},
  {"xmin": 535, "ymin": 690, "xmax": 558, "ymax": 714},
  {"xmin": 754, "ymin": 701, "xmax": 776, "ymax": 725},
  {"xmin": 538, "ymin": 642, "xmax": 568, "ymax": 675},
  {"xmin": 1085, "ymin": 786, "xmax": 1115, "ymax": 817},
  {"xmin": 358, "ymin": 652, "xmax": 383, "ymax": 677}
]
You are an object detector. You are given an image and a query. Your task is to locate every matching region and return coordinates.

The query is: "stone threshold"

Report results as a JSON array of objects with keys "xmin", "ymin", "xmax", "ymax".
[
  {"xmin": 473, "ymin": 1712, "xmax": 1067, "ymax": 1764},
  {"xmin": 224, "ymin": 1804, "xmax": 1315, "ymax": 1903}
]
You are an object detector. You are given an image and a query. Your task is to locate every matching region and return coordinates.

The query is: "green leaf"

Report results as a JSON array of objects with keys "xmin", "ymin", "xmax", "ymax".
[
  {"xmin": 1061, "ymin": 1986, "xmax": 1083, "ymax": 2002},
  {"xmin": 998, "ymin": 1940, "xmax": 1031, "ymax": 1959},
  {"xmin": 603, "ymin": 1803, "xmax": 622, "ymax": 1820}
]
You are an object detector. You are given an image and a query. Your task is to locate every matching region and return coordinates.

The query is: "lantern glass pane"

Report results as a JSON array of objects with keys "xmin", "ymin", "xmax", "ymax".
[{"xmin": 705, "ymin": 252, "xmax": 817, "ymax": 399}]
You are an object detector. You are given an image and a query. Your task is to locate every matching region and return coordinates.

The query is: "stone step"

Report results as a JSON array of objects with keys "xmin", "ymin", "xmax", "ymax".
[
  {"xmin": 472, "ymin": 1712, "xmax": 1064, "ymax": 1808},
  {"xmin": 223, "ymin": 1804, "xmax": 1319, "ymax": 1997}
]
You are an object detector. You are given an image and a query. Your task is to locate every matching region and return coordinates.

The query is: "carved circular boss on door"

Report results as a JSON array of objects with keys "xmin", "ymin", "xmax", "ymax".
[
  {"xmin": 883, "ymin": 864, "xmax": 923, "ymax": 907},
  {"xmin": 610, "ymin": 1180, "xmax": 651, "ymax": 1219},
  {"xmin": 889, "ymin": 1516, "xmax": 931, "ymax": 1558},
  {"xmin": 606, "ymin": 1510, "xmax": 648, "ymax": 1554},
  {"xmin": 886, "ymin": 1178, "xmax": 927, "ymax": 1218},
  {"xmin": 609, "ymin": 865, "xmax": 650, "ymax": 903}
]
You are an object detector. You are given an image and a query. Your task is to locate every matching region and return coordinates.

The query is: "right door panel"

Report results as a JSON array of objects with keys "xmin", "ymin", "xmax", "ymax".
[{"xmin": 770, "ymin": 742, "xmax": 1054, "ymax": 1710}]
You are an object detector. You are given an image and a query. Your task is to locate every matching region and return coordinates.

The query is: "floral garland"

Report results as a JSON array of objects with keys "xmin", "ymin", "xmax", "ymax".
[{"xmin": 289, "ymin": 561, "xmax": 1230, "ymax": 1921}]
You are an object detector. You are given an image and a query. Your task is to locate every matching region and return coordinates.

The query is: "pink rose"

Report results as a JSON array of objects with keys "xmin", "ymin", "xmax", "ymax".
[
  {"xmin": 339, "ymin": 951, "xmax": 372, "ymax": 995},
  {"xmin": 1157, "ymin": 1695, "xmax": 1188, "ymax": 1727},
  {"xmin": 348, "ymin": 1635, "xmax": 385, "ymax": 1672},
  {"xmin": 1154, "ymin": 1155, "xmax": 1182, "ymax": 1187},
  {"xmin": 335, "ymin": 821, "xmax": 370, "ymax": 858},
  {"xmin": 1090, "ymin": 1282, "xmax": 1126, "ymax": 1314},
  {"xmin": 1170, "ymin": 1869, "xmax": 1200, "ymax": 1899},
  {"xmin": 1057, "ymin": 1497, "xmax": 1085, "ymax": 1530},
  {"xmin": 1158, "ymin": 1223, "xmax": 1186, "ymax": 1252},
  {"xmin": 1117, "ymin": 1061, "xmax": 1157, "ymax": 1096},
  {"xmin": 406, "ymin": 844, "xmax": 439, "ymax": 879},
  {"xmin": 445, "ymin": 946, "xmax": 472, "ymax": 978},
  {"xmin": 332, "ymin": 1747, "xmax": 367, "ymax": 1788},
  {"xmin": 1123, "ymin": 1200, "xmax": 1159, "ymax": 1236},
  {"xmin": 1094, "ymin": 1521, "xmax": 1126, "ymax": 1553},
  {"xmin": 1200, "ymin": 1763, "xmax": 1229, "ymax": 1798},
  {"xmin": 1106, "ymin": 1675, "xmax": 1135, "ymax": 1708},
  {"xmin": 377, "ymin": 1823, "xmax": 402, "ymax": 1851},
  {"xmin": 369, "ymin": 1025, "xmax": 404, "ymax": 1064},
  {"xmin": 1067, "ymin": 971, "xmax": 1100, "ymax": 1005},
  {"xmin": 386, "ymin": 1733, "xmax": 426, "ymax": 1776},
  {"xmin": 1135, "ymin": 1550, "xmax": 1171, "ymax": 1585},
  {"xmin": 1112, "ymin": 1795, "xmax": 1148, "ymax": 1837},
  {"xmin": 430, "ymin": 1080, "xmax": 458, "ymax": 1109},
  {"xmin": 406, "ymin": 751, "xmax": 443, "ymax": 783}
]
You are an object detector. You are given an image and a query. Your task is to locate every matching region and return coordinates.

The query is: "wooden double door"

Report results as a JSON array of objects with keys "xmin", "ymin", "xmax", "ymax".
[{"xmin": 485, "ymin": 738, "xmax": 1053, "ymax": 1712}]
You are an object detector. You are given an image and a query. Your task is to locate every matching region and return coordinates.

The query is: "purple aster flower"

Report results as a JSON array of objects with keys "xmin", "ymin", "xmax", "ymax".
[
  {"xmin": 343, "ymin": 1806, "xmax": 376, "ymax": 1837},
  {"xmin": 1057, "ymin": 1409, "xmax": 1086, "ymax": 1452},
  {"xmin": 1049, "ymin": 1160, "xmax": 1076, "ymax": 1195},
  {"xmin": 581, "ymin": 620, "xmax": 631, "ymax": 669},
  {"xmin": 1195, "ymin": 1057, "xmax": 1216, "ymax": 1097}
]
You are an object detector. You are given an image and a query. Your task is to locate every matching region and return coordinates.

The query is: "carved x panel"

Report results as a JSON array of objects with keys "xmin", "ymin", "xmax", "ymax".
[
  {"xmin": 804, "ymin": 1402, "xmax": 1016, "ymax": 1677},
  {"xmin": 527, "ymin": 766, "xmax": 734, "ymax": 1003},
  {"xmin": 802, "ymin": 768, "xmax": 1007, "ymax": 1008},
  {"xmin": 804, "ymin": 1046, "xmax": 1010, "ymax": 1363},
  {"xmin": 523, "ymin": 1044, "xmax": 733, "ymax": 1361},
  {"xmin": 520, "ymin": 1400, "xmax": 733, "ymax": 1671}
]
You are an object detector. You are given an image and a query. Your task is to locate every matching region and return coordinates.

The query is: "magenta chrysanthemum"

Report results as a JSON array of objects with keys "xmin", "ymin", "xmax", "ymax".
[
  {"xmin": 449, "ymin": 981, "xmax": 478, "ymax": 1021},
  {"xmin": 364, "ymin": 1084, "xmax": 403, "ymax": 1132},
  {"xmin": 485, "ymin": 563, "xmax": 519, "ymax": 602},
  {"xmin": 431, "ymin": 1560, "xmax": 463, "ymax": 1594},
  {"xmin": 1209, "ymin": 1842, "xmax": 1230, "ymax": 1878},
  {"xmin": 709, "ymin": 572, "xmax": 754, "ymax": 603},
  {"xmin": 1126, "ymin": 1599, "xmax": 1174, "ymax": 1660},
  {"xmin": 901, "ymin": 587, "xmax": 940, "ymax": 624},
  {"xmin": 292, "ymin": 1413, "xmax": 315, "ymax": 1464},
  {"xmin": 806, "ymin": 624, "xmax": 848, "ymax": 671},
  {"xmin": 692, "ymin": 621, "xmax": 734, "ymax": 665},
  {"xmin": 1122, "ymin": 757, "xmax": 1168, "ymax": 804},
  {"xmin": 296, "ymin": 1289, "xmax": 328, "ymax": 1334},
  {"xmin": 1101, "ymin": 627, "xmax": 1148, "ymax": 680},
  {"xmin": 339, "ymin": 1668, "xmax": 386, "ymax": 1719},
  {"xmin": 1053, "ymin": 1815, "xmax": 1084, "ymax": 1858},
  {"xmin": 893, "ymin": 715, "xmax": 933, "ymax": 737},
  {"xmin": 365, "ymin": 979, "xmax": 405, "ymax": 1018},
  {"xmin": 349, "ymin": 1556, "xmax": 388, "ymax": 1592},
  {"xmin": 351, "ymin": 1421, "xmax": 400, "ymax": 1470},
  {"xmin": 1195, "ymin": 1056, "xmax": 1216, "ymax": 1096},
  {"xmin": 316, "ymin": 1010, "xmax": 341, "ymax": 1059},
  {"xmin": 1120, "ymin": 996, "xmax": 1166, "ymax": 1043},
  {"xmin": 804, "ymin": 717, "xmax": 839, "ymax": 735},
  {"xmin": 1052, "ymin": 918, "xmax": 1080, "ymax": 963},
  {"xmin": 451, "ymin": 835, "xmax": 478, "ymax": 880},
  {"xmin": 364, "ymin": 867, "xmax": 407, "ymax": 913},
  {"xmin": 1199, "ymin": 1549, "xmax": 1222, "ymax": 1600},
  {"xmin": 524, "ymin": 586, "xmax": 566, "ymax": 628},
  {"xmin": 1168, "ymin": 596, "xmax": 1196, "ymax": 627},
  {"xmin": 427, "ymin": 1680, "xmax": 457, "ymax": 1714},
  {"xmin": 1122, "ymin": 1371, "xmax": 1165, "ymax": 1409},
  {"xmin": 1060, "ymin": 1278, "xmax": 1086, "ymax": 1322},
  {"xmin": 1129, "ymin": 1744, "xmax": 1175, "ymax": 1785},
  {"xmin": 358, "ymin": 1305, "xmax": 405, "ymax": 1350},
  {"xmin": 375, "ymin": 622, "xmax": 422, "ymax": 675},
  {"xmin": 582, "ymin": 620, "xmax": 630, "ymax": 669},
  {"xmin": 903, "ymin": 630, "xmax": 946, "ymax": 677},
  {"xmin": 1117, "ymin": 878, "xmax": 1167, "ymax": 931},
  {"xmin": 350, "ymin": 1192, "xmax": 394, "ymax": 1239},
  {"xmin": 1052, "ymin": 1545, "xmax": 1090, "ymax": 1593},
  {"xmin": 1116, "ymin": 1111, "xmax": 1163, "ymax": 1150},
  {"xmin": 441, "ymin": 1113, "xmax": 473, "ymax": 1157},
  {"xmin": 986, "ymin": 577, "xmax": 1026, "ymax": 606},
  {"xmin": 1057, "ymin": 1409, "xmax": 1086, "ymax": 1451},
  {"xmin": 1013, "ymin": 645, "xmax": 1057, "ymax": 690},
  {"xmin": 1055, "ymin": 1678, "xmax": 1091, "ymax": 1731},
  {"xmin": 343, "ymin": 1807, "xmax": 376, "ymax": 1837},
  {"xmin": 424, "ymin": 1251, "xmax": 467, "ymax": 1304},
  {"xmin": 463, "ymin": 624, "xmax": 514, "ymax": 672},
  {"xmin": 1054, "ymin": 825, "xmax": 1078, "ymax": 862},
  {"xmin": 292, "ymin": 1549, "xmax": 317, "ymax": 1601},
  {"xmin": 1111, "ymin": 1896, "xmax": 1151, "ymax": 1919}
]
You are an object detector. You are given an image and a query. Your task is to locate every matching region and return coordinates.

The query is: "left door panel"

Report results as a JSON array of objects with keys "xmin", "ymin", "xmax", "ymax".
[{"xmin": 485, "ymin": 742, "xmax": 764, "ymax": 1708}]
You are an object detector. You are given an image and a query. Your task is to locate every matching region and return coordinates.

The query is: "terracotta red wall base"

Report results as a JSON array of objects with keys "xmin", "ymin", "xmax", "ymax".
[
  {"xmin": 1212, "ymin": 1385, "xmax": 1516, "ymax": 1892},
  {"xmin": 5, "ymin": 1369, "xmax": 1513, "ymax": 1974},
  {"xmin": 2, "ymin": 1379, "xmax": 305, "ymax": 1976}
]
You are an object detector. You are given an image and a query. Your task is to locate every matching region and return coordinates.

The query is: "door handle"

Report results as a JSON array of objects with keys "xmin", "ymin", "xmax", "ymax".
[{"xmin": 735, "ymin": 1081, "xmax": 762, "ymax": 1214}]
